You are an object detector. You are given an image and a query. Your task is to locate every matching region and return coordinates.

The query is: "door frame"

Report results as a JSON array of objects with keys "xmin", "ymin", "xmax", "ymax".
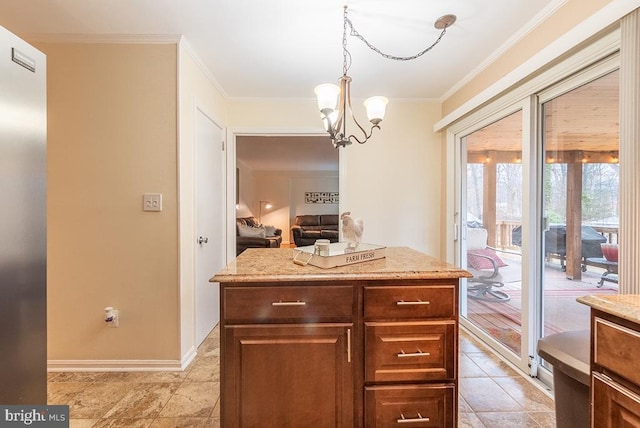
[
  {"xmin": 194, "ymin": 106, "xmax": 225, "ymax": 346},
  {"xmin": 178, "ymin": 100, "xmax": 226, "ymax": 367},
  {"xmin": 224, "ymin": 127, "xmax": 343, "ymax": 262},
  {"xmin": 454, "ymin": 99, "xmax": 535, "ymax": 375}
]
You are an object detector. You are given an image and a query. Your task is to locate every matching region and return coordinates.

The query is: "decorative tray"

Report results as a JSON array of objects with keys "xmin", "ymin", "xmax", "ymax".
[{"xmin": 293, "ymin": 242, "xmax": 386, "ymax": 269}]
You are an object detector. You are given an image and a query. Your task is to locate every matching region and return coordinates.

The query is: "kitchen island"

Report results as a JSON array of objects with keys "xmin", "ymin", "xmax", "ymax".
[
  {"xmin": 577, "ymin": 294, "xmax": 640, "ymax": 427},
  {"xmin": 212, "ymin": 246, "xmax": 471, "ymax": 428}
]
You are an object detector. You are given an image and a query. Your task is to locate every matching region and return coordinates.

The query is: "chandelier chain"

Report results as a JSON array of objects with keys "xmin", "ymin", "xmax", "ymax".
[
  {"xmin": 342, "ymin": 6, "xmax": 351, "ymax": 75},
  {"xmin": 344, "ymin": 12, "xmax": 449, "ymax": 62},
  {"xmin": 318, "ymin": 6, "xmax": 454, "ymax": 147}
]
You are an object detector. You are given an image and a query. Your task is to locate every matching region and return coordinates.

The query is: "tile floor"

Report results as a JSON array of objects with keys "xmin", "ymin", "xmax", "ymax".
[
  {"xmin": 47, "ymin": 327, "xmax": 221, "ymax": 428},
  {"xmin": 47, "ymin": 325, "xmax": 556, "ymax": 427},
  {"xmin": 458, "ymin": 330, "xmax": 556, "ymax": 427}
]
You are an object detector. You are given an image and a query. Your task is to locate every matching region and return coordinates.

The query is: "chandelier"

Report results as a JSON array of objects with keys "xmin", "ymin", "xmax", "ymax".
[{"xmin": 314, "ymin": 6, "xmax": 456, "ymax": 148}]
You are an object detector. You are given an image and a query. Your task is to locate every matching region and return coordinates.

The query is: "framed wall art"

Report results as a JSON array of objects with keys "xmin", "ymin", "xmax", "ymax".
[{"xmin": 305, "ymin": 192, "xmax": 339, "ymax": 204}]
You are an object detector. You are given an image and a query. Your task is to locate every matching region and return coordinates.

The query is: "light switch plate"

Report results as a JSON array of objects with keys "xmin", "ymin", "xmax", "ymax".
[{"xmin": 143, "ymin": 193, "xmax": 162, "ymax": 212}]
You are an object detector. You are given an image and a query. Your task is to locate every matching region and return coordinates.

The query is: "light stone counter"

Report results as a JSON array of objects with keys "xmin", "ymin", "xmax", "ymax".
[
  {"xmin": 577, "ymin": 294, "xmax": 640, "ymax": 324},
  {"xmin": 211, "ymin": 246, "xmax": 471, "ymax": 283}
]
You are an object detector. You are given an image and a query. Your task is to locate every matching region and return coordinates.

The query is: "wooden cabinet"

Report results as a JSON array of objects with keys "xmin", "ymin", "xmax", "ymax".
[
  {"xmin": 221, "ymin": 283, "xmax": 355, "ymax": 427},
  {"xmin": 590, "ymin": 310, "xmax": 640, "ymax": 427},
  {"xmin": 224, "ymin": 323, "xmax": 354, "ymax": 427},
  {"xmin": 219, "ymin": 279, "xmax": 459, "ymax": 427},
  {"xmin": 214, "ymin": 247, "xmax": 468, "ymax": 428},
  {"xmin": 364, "ymin": 284, "xmax": 457, "ymax": 427},
  {"xmin": 592, "ymin": 372, "xmax": 640, "ymax": 427}
]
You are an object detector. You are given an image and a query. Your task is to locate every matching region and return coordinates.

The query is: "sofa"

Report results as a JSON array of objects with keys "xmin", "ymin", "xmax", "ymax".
[
  {"xmin": 236, "ymin": 216, "xmax": 282, "ymax": 256},
  {"xmin": 291, "ymin": 214, "xmax": 339, "ymax": 247}
]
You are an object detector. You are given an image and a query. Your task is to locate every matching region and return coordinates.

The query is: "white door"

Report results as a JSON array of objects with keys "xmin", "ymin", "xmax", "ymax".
[{"xmin": 195, "ymin": 108, "xmax": 224, "ymax": 346}]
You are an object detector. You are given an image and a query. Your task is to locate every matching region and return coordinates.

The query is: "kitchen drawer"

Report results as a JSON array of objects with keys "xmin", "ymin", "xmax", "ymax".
[
  {"xmin": 365, "ymin": 384, "xmax": 455, "ymax": 428},
  {"xmin": 364, "ymin": 285, "xmax": 455, "ymax": 320},
  {"xmin": 592, "ymin": 372, "xmax": 640, "ymax": 427},
  {"xmin": 594, "ymin": 317, "xmax": 640, "ymax": 385},
  {"xmin": 365, "ymin": 321, "xmax": 455, "ymax": 383},
  {"xmin": 224, "ymin": 285, "xmax": 353, "ymax": 323}
]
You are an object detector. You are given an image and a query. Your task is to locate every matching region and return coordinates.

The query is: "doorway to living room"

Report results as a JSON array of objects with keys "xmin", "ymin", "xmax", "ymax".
[{"xmin": 234, "ymin": 135, "xmax": 339, "ymax": 253}]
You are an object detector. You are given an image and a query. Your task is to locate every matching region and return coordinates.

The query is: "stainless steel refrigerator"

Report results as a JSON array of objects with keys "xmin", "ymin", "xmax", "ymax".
[{"xmin": 0, "ymin": 26, "xmax": 47, "ymax": 404}]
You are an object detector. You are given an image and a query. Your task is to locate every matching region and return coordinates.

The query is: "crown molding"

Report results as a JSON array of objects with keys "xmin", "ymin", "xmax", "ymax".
[{"xmin": 22, "ymin": 33, "xmax": 181, "ymax": 44}]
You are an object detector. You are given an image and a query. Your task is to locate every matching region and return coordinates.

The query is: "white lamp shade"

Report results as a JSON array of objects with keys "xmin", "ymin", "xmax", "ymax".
[
  {"xmin": 314, "ymin": 83, "xmax": 340, "ymax": 111},
  {"xmin": 364, "ymin": 96, "xmax": 389, "ymax": 122},
  {"xmin": 318, "ymin": 110, "xmax": 340, "ymax": 132}
]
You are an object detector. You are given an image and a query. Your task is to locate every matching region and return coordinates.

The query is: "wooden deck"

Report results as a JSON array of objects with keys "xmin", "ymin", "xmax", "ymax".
[{"xmin": 465, "ymin": 257, "xmax": 618, "ymax": 353}]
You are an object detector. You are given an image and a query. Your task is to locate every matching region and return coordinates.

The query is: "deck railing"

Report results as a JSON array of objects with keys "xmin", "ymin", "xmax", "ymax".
[
  {"xmin": 491, "ymin": 221, "xmax": 619, "ymax": 250},
  {"xmin": 496, "ymin": 221, "xmax": 520, "ymax": 250},
  {"xmin": 590, "ymin": 226, "xmax": 619, "ymax": 245}
]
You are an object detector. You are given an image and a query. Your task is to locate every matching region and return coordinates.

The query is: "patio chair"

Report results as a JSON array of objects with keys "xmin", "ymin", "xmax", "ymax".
[{"xmin": 466, "ymin": 228, "xmax": 511, "ymax": 302}]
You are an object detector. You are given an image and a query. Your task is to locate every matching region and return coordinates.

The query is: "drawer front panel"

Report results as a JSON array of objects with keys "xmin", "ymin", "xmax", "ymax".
[
  {"xmin": 594, "ymin": 317, "xmax": 640, "ymax": 385},
  {"xmin": 592, "ymin": 373, "xmax": 640, "ymax": 428},
  {"xmin": 365, "ymin": 384, "xmax": 455, "ymax": 428},
  {"xmin": 365, "ymin": 322, "xmax": 455, "ymax": 383},
  {"xmin": 364, "ymin": 286, "xmax": 455, "ymax": 320},
  {"xmin": 224, "ymin": 285, "xmax": 353, "ymax": 323}
]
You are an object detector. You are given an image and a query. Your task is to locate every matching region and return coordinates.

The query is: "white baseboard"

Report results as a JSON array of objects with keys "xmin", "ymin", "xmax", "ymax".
[{"xmin": 48, "ymin": 347, "xmax": 198, "ymax": 372}]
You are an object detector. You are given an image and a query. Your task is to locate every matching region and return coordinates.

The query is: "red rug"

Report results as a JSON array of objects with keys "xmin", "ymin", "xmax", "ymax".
[{"xmin": 467, "ymin": 287, "xmax": 614, "ymax": 353}]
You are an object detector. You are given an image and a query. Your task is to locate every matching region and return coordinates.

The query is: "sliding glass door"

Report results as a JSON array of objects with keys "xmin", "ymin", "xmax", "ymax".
[
  {"xmin": 461, "ymin": 109, "xmax": 524, "ymax": 355},
  {"xmin": 456, "ymin": 56, "xmax": 620, "ymax": 378},
  {"xmin": 538, "ymin": 69, "xmax": 620, "ymax": 345}
]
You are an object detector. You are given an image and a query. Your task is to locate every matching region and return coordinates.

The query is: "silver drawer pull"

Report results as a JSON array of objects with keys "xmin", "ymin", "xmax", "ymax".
[
  {"xmin": 397, "ymin": 349, "xmax": 430, "ymax": 358},
  {"xmin": 397, "ymin": 413, "xmax": 429, "ymax": 424},
  {"xmin": 271, "ymin": 300, "xmax": 307, "ymax": 306},
  {"xmin": 396, "ymin": 299, "xmax": 430, "ymax": 306}
]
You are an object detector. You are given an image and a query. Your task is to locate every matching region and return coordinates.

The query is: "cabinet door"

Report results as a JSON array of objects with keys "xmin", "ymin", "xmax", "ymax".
[
  {"xmin": 593, "ymin": 373, "xmax": 640, "ymax": 428},
  {"xmin": 223, "ymin": 323, "xmax": 354, "ymax": 428}
]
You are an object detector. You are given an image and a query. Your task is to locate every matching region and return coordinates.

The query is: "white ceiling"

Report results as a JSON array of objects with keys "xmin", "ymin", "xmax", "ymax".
[
  {"xmin": 0, "ymin": 0, "xmax": 560, "ymax": 100},
  {"xmin": 0, "ymin": 0, "xmax": 561, "ymax": 169}
]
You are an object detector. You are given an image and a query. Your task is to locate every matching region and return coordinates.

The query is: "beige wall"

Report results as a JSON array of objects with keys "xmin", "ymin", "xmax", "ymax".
[
  {"xmin": 236, "ymin": 159, "xmax": 254, "ymax": 218},
  {"xmin": 228, "ymin": 99, "xmax": 320, "ymax": 129},
  {"xmin": 40, "ymin": 40, "xmax": 229, "ymax": 366},
  {"xmin": 41, "ymin": 42, "xmax": 181, "ymax": 362},
  {"xmin": 342, "ymin": 101, "xmax": 443, "ymax": 255}
]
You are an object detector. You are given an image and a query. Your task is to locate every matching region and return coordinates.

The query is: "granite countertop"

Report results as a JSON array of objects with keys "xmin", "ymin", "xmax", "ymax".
[
  {"xmin": 211, "ymin": 246, "xmax": 471, "ymax": 283},
  {"xmin": 577, "ymin": 294, "xmax": 640, "ymax": 324}
]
